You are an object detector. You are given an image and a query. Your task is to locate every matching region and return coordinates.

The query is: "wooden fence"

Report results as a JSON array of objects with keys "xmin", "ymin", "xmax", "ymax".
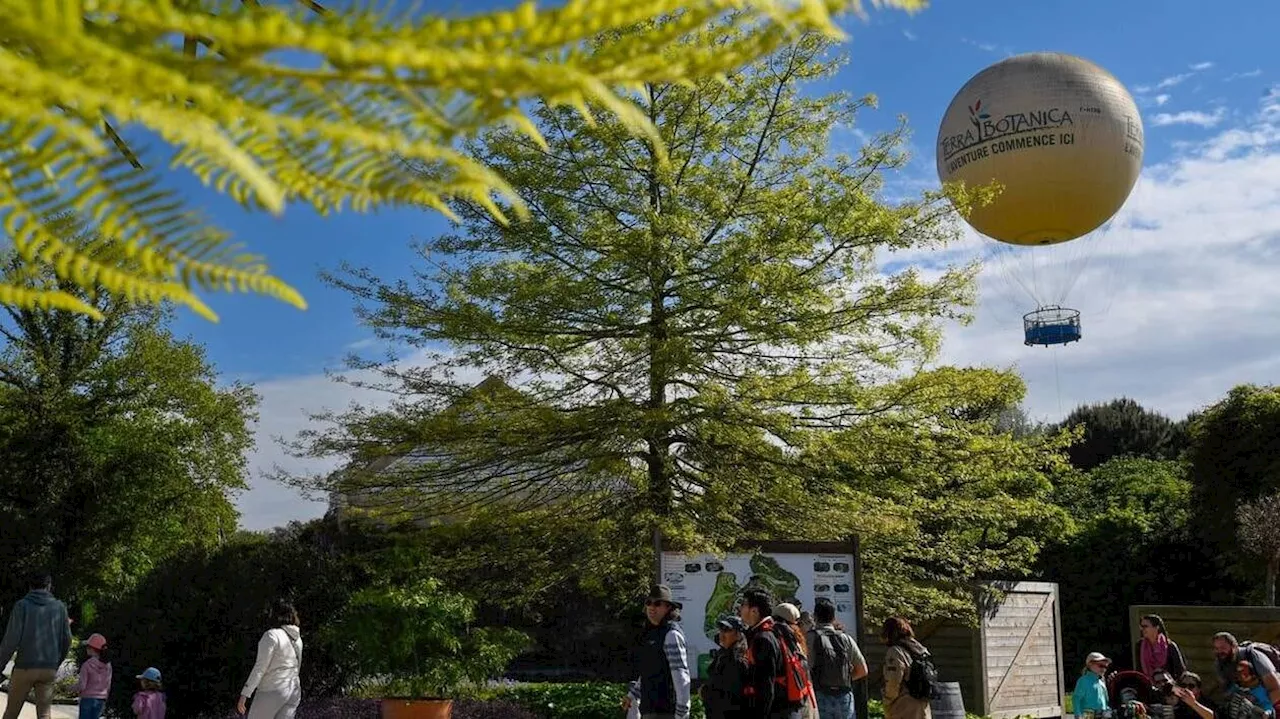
[{"xmin": 1129, "ymin": 605, "xmax": 1280, "ymax": 697}]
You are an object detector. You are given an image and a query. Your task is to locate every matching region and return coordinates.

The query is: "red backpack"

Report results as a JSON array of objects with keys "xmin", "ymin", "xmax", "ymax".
[{"xmin": 745, "ymin": 617, "xmax": 816, "ymax": 705}]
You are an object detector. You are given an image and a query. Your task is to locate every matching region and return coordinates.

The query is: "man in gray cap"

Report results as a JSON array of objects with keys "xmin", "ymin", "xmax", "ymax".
[{"xmin": 624, "ymin": 585, "xmax": 691, "ymax": 719}]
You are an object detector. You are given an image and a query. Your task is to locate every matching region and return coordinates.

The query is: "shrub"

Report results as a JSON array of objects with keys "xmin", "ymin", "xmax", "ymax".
[
  {"xmin": 295, "ymin": 699, "xmax": 379, "ymax": 719},
  {"xmin": 492, "ymin": 683, "xmax": 705, "ymax": 719},
  {"xmin": 451, "ymin": 699, "xmax": 539, "ymax": 719},
  {"xmin": 324, "ymin": 578, "xmax": 529, "ymax": 699}
]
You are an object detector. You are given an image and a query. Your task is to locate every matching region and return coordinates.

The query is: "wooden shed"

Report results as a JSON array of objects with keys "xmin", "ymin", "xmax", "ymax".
[
  {"xmin": 863, "ymin": 581, "xmax": 1065, "ymax": 719},
  {"xmin": 1129, "ymin": 605, "xmax": 1280, "ymax": 697}
]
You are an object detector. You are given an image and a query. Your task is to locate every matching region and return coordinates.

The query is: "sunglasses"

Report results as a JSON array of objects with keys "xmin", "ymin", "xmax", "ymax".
[{"xmin": 645, "ymin": 600, "xmax": 669, "ymax": 607}]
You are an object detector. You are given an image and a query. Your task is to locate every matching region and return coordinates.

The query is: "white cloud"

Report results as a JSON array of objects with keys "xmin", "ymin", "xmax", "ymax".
[
  {"xmin": 1156, "ymin": 72, "xmax": 1194, "ymax": 90},
  {"xmin": 930, "ymin": 91, "xmax": 1280, "ymax": 423},
  {"xmin": 1189, "ymin": 61, "xmax": 1214, "ymax": 71},
  {"xmin": 961, "ymin": 38, "xmax": 999, "ymax": 53},
  {"xmin": 235, "ymin": 351, "xmax": 487, "ymax": 530},
  {"xmin": 1225, "ymin": 69, "xmax": 1263, "ymax": 82},
  {"xmin": 903, "ymin": 29, "xmax": 917, "ymax": 41},
  {"xmin": 1151, "ymin": 108, "xmax": 1227, "ymax": 128},
  {"xmin": 1154, "ymin": 94, "xmax": 1171, "ymax": 107}
]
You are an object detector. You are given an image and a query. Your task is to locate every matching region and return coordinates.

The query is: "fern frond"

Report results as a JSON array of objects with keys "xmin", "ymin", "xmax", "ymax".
[
  {"xmin": 0, "ymin": 282, "xmax": 104, "ymax": 319},
  {"xmin": 0, "ymin": 0, "xmax": 924, "ymax": 320}
]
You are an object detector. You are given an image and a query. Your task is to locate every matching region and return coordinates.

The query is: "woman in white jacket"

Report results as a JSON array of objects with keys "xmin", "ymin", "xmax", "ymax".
[{"xmin": 237, "ymin": 601, "xmax": 303, "ymax": 719}]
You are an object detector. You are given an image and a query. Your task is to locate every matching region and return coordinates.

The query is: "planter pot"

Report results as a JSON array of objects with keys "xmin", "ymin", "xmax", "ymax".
[{"xmin": 380, "ymin": 698, "xmax": 453, "ymax": 719}]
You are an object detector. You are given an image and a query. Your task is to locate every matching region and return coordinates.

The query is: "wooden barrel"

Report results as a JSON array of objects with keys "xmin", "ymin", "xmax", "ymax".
[{"xmin": 930, "ymin": 682, "xmax": 966, "ymax": 719}]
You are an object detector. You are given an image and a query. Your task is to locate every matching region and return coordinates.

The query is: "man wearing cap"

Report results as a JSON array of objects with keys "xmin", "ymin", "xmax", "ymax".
[
  {"xmin": 0, "ymin": 572, "xmax": 73, "ymax": 719},
  {"xmin": 624, "ymin": 585, "xmax": 691, "ymax": 719}
]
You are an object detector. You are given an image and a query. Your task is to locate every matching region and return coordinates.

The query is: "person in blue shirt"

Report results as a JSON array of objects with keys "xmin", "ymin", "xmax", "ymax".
[{"xmin": 1073, "ymin": 652, "xmax": 1112, "ymax": 719}]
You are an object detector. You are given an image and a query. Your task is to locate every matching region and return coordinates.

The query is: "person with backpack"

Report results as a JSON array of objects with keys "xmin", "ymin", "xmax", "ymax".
[
  {"xmin": 1214, "ymin": 633, "xmax": 1280, "ymax": 711},
  {"xmin": 806, "ymin": 599, "xmax": 868, "ymax": 719},
  {"xmin": 738, "ymin": 589, "xmax": 814, "ymax": 719},
  {"xmin": 774, "ymin": 604, "xmax": 818, "ymax": 719},
  {"xmin": 881, "ymin": 617, "xmax": 935, "ymax": 719}
]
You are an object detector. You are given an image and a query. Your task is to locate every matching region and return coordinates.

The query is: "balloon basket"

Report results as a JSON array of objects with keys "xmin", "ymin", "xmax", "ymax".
[{"xmin": 1023, "ymin": 305, "xmax": 1082, "ymax": 346}]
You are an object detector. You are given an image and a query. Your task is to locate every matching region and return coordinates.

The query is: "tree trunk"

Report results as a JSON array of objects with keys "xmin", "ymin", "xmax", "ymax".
[
  {"xmin": 1268, "ymin": 557, "xmax": 1278, "ymax": 606},
  {"xmin": 643, "ymin": 82, "xmax": 673, "ymax": 532}
]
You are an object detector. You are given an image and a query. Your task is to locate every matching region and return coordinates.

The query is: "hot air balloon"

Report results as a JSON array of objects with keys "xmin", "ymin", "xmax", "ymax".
[{"xmin": 936, "ymin": 52, "xmax": 1144, "ymax": 346}]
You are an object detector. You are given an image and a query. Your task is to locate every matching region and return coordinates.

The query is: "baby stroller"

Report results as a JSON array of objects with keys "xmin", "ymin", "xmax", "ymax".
[{"xmin": 1105, "ymin": 670, "xmax": 1167, "ymax": 706}]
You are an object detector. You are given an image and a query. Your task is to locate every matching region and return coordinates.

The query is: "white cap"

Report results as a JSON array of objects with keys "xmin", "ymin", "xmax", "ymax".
[
  {"xmin": 1086, "ymin": 652, "xmax": 1111, "ymax": 665},
  {"xmin": 775, "ymin": 603, "xmax": 801, "ymax": 623}
]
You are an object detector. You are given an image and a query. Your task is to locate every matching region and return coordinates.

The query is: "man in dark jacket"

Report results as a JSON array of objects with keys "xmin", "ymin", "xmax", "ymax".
[
  {"xmin": 0, "ymin": 572, "xmax": 72, "ymax": 719},
  {"xmin": 739, "ymin": 589, "xmax": 804, "ymax": 719},
  {"xmin": 624, "ymin": 584, "xmax": 691, "ymax": 719}
]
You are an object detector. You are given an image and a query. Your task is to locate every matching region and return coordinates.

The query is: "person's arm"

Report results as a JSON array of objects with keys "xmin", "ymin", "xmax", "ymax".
[
  {"xmin": 1249, "ymin": 649, "xmax": 1280, "ymax": 708},
  {"xmin": 1170, "ymin": 642, "xmax": 1188, "ymax": 679},
  {"xmin": 1175, "ymin": 687, "xmax": 1215, "ymax": 719},
  {"xmin": 0, "ymin": 602, "xmax": 24, "ymax": 669},
  {"xmin": 58, "ymin": 605, "xmax": 72, "ymax": 661},
  {"xmin": 241, "ymin": 631, "xmax": 277, "ymax": 699},
  {"xmin": 884, "ymin": 647, "xmax": 907, "ymax": 701},
  {"xmin": 132, "ymin": 692, "xmax": 147, "ymax": 718},
  {"xmin": 666, "ymin": 629, "xmax": 691, "ymax": 719},
  {"xmin": 1072, "ymin": 675, "xmax": 1086, "ymax": 718},
  {"xmin": 76, "ymin": 660, "xmax": 87, "ymax": 695},
  {"xmin": 848, "ymin": 636, "xmax": 869, "ymax": 681}
]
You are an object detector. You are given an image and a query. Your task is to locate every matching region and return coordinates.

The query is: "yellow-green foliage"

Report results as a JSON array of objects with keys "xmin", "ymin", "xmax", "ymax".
[{"xmin": 0, "ymin": 0, "xmax": 924, "ymax": 321}]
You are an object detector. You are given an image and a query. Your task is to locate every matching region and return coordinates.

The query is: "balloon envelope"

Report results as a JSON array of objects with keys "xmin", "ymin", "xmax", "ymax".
[{"xmin": 936, "ymin": 52, "xmax": 1144, "ymax": 246}]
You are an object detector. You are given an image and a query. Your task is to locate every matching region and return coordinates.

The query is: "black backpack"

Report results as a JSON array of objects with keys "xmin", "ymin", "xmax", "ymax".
[
  {"xmin": 900, "ymin": 643, "xmax": 939, "ymax": 701},
  {"xmin": 810, "ymin": 627, "xmax": 852, "ymax": 691},
  {"xmin": 1241, "ymin": 641, "xmax": 1280, "ymax": 669}
]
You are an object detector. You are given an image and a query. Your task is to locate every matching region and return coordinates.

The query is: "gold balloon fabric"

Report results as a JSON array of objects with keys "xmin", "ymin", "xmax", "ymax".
[{"xmin": 936, "ymin": 52, "xmax": 1144, "ymax": 246}]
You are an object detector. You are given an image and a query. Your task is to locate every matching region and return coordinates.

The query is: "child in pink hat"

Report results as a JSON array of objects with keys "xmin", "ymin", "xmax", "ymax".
[{"xmin": 76, "ymin": 633, "xmax": 112, "ymax": 719}]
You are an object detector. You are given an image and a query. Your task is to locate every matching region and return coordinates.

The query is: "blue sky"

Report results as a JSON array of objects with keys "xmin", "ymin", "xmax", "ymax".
[{"xmin": 149, "ymin": 0, "xmax": 1280, "ymax": 528}]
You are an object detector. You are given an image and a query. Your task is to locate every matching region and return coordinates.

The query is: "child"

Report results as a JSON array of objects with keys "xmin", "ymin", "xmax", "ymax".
[
  {"xmin": 132, "ymin": 667, "xmax": 166, "ymax": 719},
  {"xmin": 1073, "ymin": 652, "xmax": 1112, "ymax": 719},
  {"xmin": 76, "ymin": 634, "xmax": 112, "ymax": 719},
  {"xmin": 1235, "ymin": 660, "xmax": 1274, "ymax": 713}
]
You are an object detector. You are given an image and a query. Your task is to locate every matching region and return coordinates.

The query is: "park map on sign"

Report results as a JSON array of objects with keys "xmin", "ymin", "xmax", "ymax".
[{"xmin": 696, "ymin": 554, "xmax": 801, "ymax": 672}]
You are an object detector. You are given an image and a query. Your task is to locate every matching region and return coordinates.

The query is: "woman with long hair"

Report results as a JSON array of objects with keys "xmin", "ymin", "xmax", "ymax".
[
  {"xmin": 1137, "ymin": 614, "xmax": 1187, "ymax": 681},
  {"xmin": 882, "ymin": 617, "xmax": 933, "ymax": 719},
  {"xmin": 237, "ymin": 600, "xmax": 303, "ymax": 719}
]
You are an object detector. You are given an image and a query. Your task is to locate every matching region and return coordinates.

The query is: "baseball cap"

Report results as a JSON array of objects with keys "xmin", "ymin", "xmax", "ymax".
[{"xmin": 716, "ymin": 615, "xmax": 748, "ymax": 633}]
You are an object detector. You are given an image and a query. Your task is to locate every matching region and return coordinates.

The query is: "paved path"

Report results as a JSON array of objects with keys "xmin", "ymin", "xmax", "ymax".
[{"xmin": 0, "ymin": 697, "xmax": 77, "ymax": 719}]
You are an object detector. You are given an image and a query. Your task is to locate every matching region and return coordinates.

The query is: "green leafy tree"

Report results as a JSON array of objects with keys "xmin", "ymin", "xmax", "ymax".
[
  {"xmin": 286, "ymin": 33, "xmax": 1070, "ymax": 621},
  {"xmin": 0, "ymin": 225, "xmax": 257, "ymax": 604},
  {"xmin": 290, "ymin": 33, "xmax": 994, "ymax": 541},
  {"xmin": 802, "ymin": 368, "xmax": 1073, "ymax": 622},
  {"xmin": 1038, "ymin": 457, "xmax": 1220, "ymax": 671},
  {"xmin": 1186, "ymin": 384, "xmax": 1280, "ymax": 586},
  {"xmin": 1054, "ymin": 397, "xmax": 1189, "ymax": 471},
  {"xmin": 0, "ymin": 0, "xmax": 922, "ymax": 319}
]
